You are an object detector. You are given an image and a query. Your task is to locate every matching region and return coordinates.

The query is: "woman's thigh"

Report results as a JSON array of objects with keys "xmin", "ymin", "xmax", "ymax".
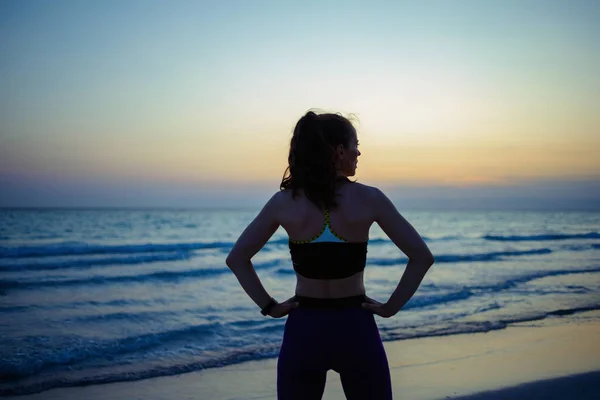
[
  {"xmin": 277, "ymin": 309, "xmax": 329, "ymax": 400},
  {"xmin": 331, "ymin": 309, "xmax": 392, "ymax": 399}
]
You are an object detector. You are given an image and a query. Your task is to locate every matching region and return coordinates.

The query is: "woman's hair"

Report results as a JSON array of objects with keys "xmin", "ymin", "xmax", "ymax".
[{"xmin": 280, "ymin": 111, "xmax": 357, "ymax": 210}]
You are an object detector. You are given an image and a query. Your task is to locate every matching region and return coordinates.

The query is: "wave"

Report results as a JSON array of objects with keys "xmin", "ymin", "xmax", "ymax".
[
  {"xmin": 483, "ymin": 232, "xmax": 600, "ymax": 242},
  {"xmin": 0, "ymin": 323, "xmax": 223, "ymax": 380},
  {"xmin": 70, "ymin": 304, "xmax": 259, "ymax": 324},
  {"xmin": 4, "ymin": 238, "xmax": 598, "ymax": 273},
  {"xmin": 0, "ymin": 344, "xmax": 281, "ymax": 396},
  {"xmin": 471, "ymin": 266, "xmax": 600, "ymax": 291},
  {"xmin": 0, "ymin": 298, "xmax": 242, "ymax": 314},
  {"xmin": 0, "ymin": 317, "xmax": 285, "ymax": 384},
  {"xmin": 380, "ymin": 304, "xmax": 600, "ymax": 342},
  {"xmin": 381, "ymin": 232, "xmax": 599, "ymax": 244},
  {"xmin": 2, "ymin": 304, "xmax": 599, "ymax": 397},
  {"xmin": 2, "ymin": 230, "xmax": 599, "ymax": 260},
  {"xmin": 418, "ymin": 267, "xmax": 600, "ymax": 309},
  {"xmin": 0, "ymin": 259, "xmax": 282, "ymax": 290},
  {"xmin": 0, "ymin": 252, "xmax": 191, "ymax": 271},
  {"xmin": 4, "ymin": 244, "xmax": 594, "ymax": 291},
  {"xmin": 0, "ymin": 235, "xmax": 481, "ymax": 261},
  {"xmin": 0, "ymin": 241, "xmax": 235, "ymax": 259},
  {"xmin": 420, "ymin": 266, "xmax": 600, "ymax": 301},
  {"xmin": 402, "ymin": 288, "xmax": 475, "ymax": 310},
  {"xmin": 0, "ymin": 238, "xmax": 410, "ymax": 260},
  {"xmin": 367, "ymin": 248, "xmax": 553, "ymax": 267},
  {"xmin": 268, "ymin": 238, "xmax": 292, "ymax": 246},
  {"xmin": 407, "ymin": 266, "xmax": 600, "ymax": 308}
]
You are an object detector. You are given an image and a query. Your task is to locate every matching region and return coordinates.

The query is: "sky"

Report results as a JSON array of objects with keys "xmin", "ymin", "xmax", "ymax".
[{"xmin": 1, "ymin": 0, "xmax": 599, "ymax": 209}]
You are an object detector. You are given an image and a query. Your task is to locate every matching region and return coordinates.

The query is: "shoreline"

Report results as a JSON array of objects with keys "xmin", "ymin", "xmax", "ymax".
[
  {"xmin": 446, "ymin": 370, "xmax": 600, "ymax": 400},
  {"xmin": 5, "ymin": 310, "xmax": 600, "ymax": 400}
]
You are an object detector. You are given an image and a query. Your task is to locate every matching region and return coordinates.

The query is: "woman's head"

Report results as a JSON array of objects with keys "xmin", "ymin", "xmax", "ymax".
[{"xmin": 280, "ymin": 111, "xmax": 361, "ymax": 209}]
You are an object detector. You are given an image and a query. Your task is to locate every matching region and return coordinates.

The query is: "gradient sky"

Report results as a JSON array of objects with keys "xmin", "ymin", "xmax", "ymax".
[{"xmin": 1, "ymin": 0, "xmax": 599, "ymax": 208}]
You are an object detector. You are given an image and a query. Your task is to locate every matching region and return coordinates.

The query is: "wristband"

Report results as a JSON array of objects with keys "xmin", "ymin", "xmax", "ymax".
[{"xmin": 260, "ymin": 297, "xmax": 277, "ymax": 316}]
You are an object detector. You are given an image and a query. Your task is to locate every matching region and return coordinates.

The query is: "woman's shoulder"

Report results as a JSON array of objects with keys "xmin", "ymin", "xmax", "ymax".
[
  {"xmin": 276, "ymin": 187, "xmax": 297, "ymax": 202},
  {"xmin": 268, "ymin": 188, "xmax": 300, "ymax": 210},
  {"xmin": 344, "ymin": 181, "xmax": 384, "ymax": 201},
  {"xmin": 273, "ymin": 182, "xmax": 385, "ymax": 209}
]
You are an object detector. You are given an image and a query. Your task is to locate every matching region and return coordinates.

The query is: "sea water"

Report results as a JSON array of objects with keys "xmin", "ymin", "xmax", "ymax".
[{"xmin": 1, "ymin": 209, "xmax": 599, "ymax": 395}]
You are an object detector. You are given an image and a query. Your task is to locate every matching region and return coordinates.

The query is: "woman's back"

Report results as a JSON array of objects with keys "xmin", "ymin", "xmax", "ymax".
[
  {"xmin": 274, "ymin": 182, "xmax": 378, "ymax": 299},
  {"xmin": 279, "ymin": 182, "xmax": 374, "ymax": 244}
]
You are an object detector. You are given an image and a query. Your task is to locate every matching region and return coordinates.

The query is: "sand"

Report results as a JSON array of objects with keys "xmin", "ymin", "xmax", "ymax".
[{"xmin": 7, "ymin": 310, "xmax": 600, "ymax": 400}]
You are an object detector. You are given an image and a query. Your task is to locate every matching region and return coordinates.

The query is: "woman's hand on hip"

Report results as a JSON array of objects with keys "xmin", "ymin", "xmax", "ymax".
[
  {"xmin": 268, "ymin": 296, "xmax": 299, "ymax": 318},
  {"xmin": 361, "ymin": 295, "xmax": 396, "ymax": 318}
]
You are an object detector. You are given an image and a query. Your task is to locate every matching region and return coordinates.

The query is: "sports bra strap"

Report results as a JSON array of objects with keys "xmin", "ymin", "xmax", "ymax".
[{"xmin": 288, "ymin": 208, "xmax": 347, "ymax": 244}]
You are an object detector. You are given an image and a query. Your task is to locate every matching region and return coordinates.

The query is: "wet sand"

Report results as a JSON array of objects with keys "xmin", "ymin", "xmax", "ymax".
[{"xmin": 8, "ymin": 310, "xmax": 600, "ymax": 400}]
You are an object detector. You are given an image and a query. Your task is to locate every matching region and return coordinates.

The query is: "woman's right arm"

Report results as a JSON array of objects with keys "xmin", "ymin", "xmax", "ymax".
[{"xmin": 365, "ymin": 187, "xmax": 435, "ymax": 317}]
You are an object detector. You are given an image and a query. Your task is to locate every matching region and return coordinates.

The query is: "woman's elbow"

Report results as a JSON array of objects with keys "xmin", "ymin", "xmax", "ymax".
[
  {"xmin": 225, "ymin": 253, "xmax": 238, "ymax": 269},
  {"xmin": 413, "ymin": 249, "xmax": 434, "ymax": 268},
  {"xmin": 425, "ymin": 252, "xmax": 435, "ymax": 267},
  {"xmin": 226, "ymin": 252, "xmax": 248, "ymax": 269}
]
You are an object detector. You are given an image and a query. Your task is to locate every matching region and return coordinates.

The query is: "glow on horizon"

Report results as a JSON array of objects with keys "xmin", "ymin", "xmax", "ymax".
[{"xmin": 1, "ymin": 0, "xmax": 599, "ymax": 204}]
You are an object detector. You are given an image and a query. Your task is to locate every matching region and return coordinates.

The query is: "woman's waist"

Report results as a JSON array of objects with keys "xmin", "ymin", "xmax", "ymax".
[
  {"xmin": 295, "ymin": 271, "xmax": 364, "ymax": 297},
  {"xmin": 292, "ymin": 293, "xmax": 366, "ymax": 309}
]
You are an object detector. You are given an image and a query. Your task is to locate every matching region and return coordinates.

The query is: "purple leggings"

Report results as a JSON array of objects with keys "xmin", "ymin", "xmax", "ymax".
[{"xmin": 277, "ymin": 302, "xmax": 392, "ymax": 399}]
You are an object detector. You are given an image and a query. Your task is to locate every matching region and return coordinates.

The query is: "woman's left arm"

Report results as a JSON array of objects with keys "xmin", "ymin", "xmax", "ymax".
[{"xmin": 226, "ymin": 192, "xmax": 282, "ymax": 310}]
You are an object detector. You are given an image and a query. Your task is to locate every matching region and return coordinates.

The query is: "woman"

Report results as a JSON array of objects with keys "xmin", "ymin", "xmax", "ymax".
[{"xmin": 226, "ymin": 111, "xmax": 434, "ymax": 400}]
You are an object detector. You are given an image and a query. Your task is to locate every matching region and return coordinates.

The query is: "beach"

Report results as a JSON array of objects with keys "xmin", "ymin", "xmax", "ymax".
[
  {"xmin": 2, "ymin": 210, "xmax": 599, "ymax": 398},
  {"xmin": 7, "ymin": 309, "xmax": 600, "ymax": 400}
]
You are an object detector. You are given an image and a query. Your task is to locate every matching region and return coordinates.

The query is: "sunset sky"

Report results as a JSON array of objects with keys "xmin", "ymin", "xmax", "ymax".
[{"xmin": 1, "ymin": 0, "xmax": 599, "ymax": 208}]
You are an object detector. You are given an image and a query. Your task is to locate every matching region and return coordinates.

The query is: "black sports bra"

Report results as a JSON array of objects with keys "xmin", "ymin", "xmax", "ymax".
[{"xmin": 288, "ymin": 209, "xmax": 368, "ymax": 279}]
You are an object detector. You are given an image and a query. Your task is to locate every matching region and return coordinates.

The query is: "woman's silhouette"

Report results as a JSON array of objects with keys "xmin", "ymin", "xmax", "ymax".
[{"xmin": 226, "ymin": 111, "xmax": 434, "ymax": 399}]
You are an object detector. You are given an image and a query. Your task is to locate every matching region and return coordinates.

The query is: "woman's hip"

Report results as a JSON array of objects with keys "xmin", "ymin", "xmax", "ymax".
[{"xmin": 292, "ymin": 293, "xmax": 366, "ymax": 309}]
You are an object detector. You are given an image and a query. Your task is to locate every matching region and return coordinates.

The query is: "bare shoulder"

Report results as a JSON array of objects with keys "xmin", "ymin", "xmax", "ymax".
[
  {"xmin": 267, "ymin": 190, "xmax": 289, "ymax": 209},
  {"xmin": 268, "ymin": 189, "xmax": 300, "ymax": 217},
  {"xmin": 274, "ymin": 188, "xmax": 296, "ymax": 206},
  {"xmin": 347, "ymin": 181, "xmax": 384, "ymax": 203}
]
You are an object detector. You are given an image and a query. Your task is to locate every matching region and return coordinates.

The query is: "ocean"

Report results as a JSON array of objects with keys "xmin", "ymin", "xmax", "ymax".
[{"xmin": 1, "ymin": 209, "xmax": 599, "ymax": 396}]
